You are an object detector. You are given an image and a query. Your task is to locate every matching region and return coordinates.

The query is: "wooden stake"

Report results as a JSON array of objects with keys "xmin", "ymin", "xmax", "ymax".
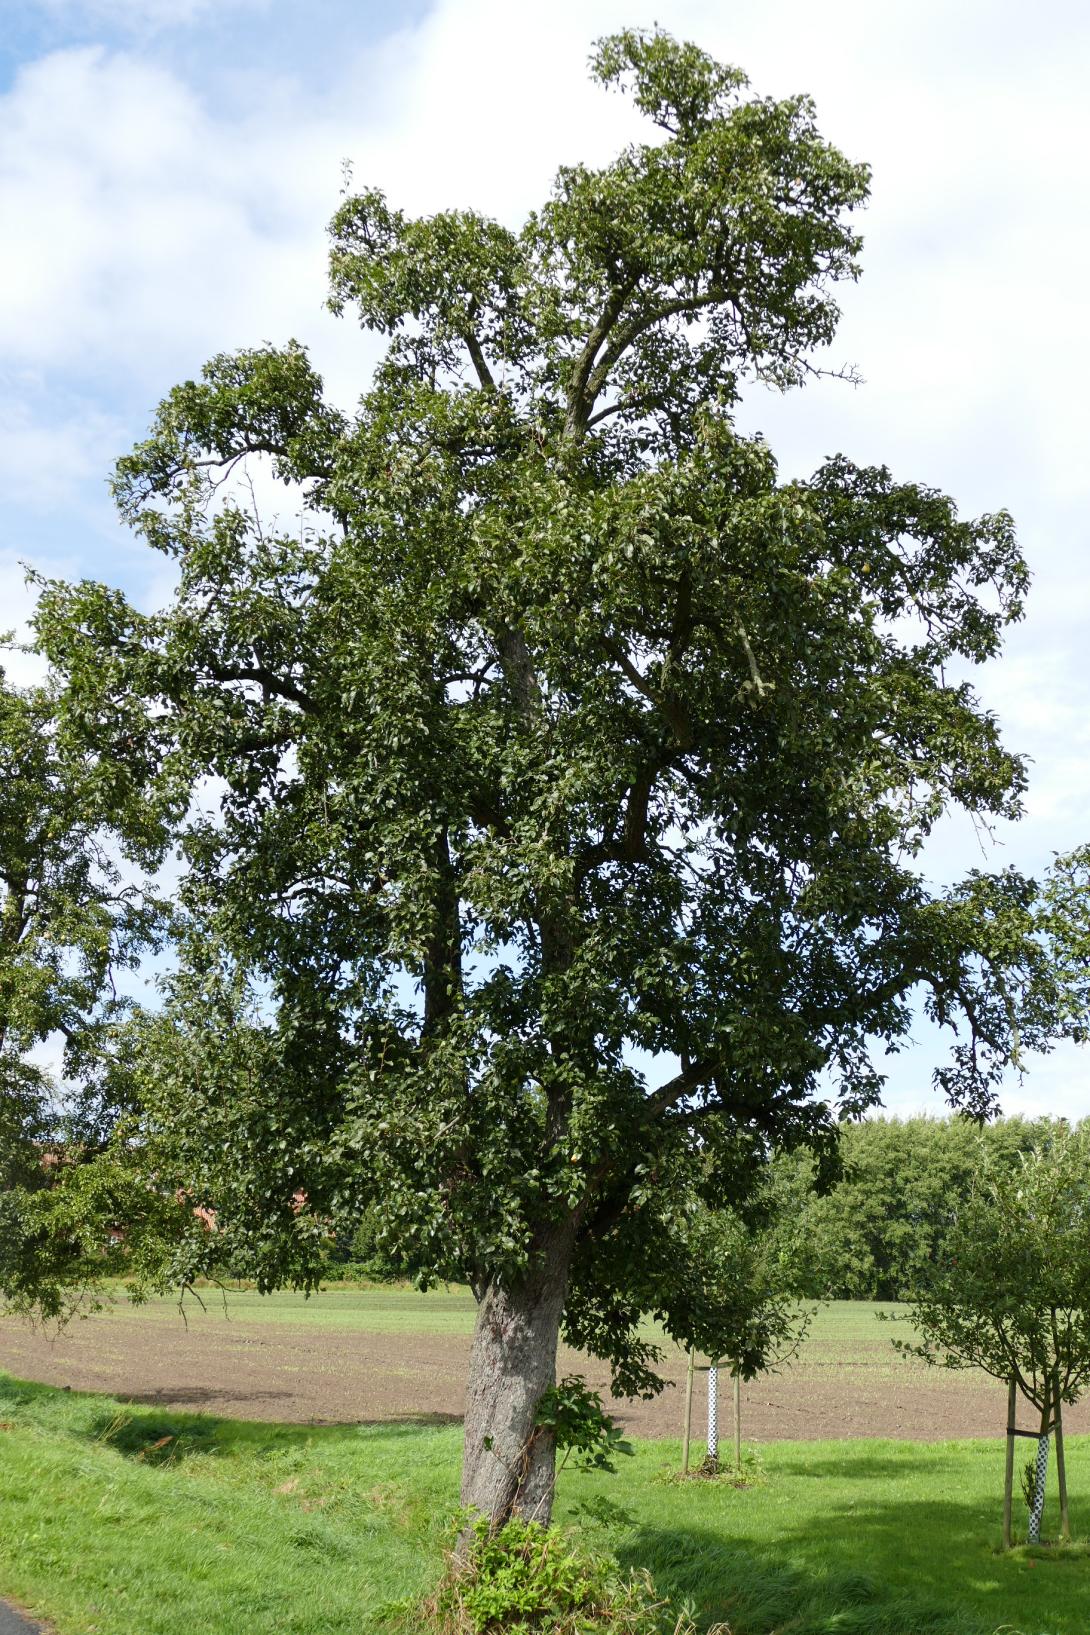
[
  {"xmin": 682, "ymin": 1346, "xmax": 695, "ymax": 1476},
  {"xmin": 1054, "ymin": 1372, "xmax": 1070, "ymax": 1542},
  {"xmin": 733, "ymin": 1365, "xmax": 741, "ymax": 1472},
  {"xmin": 1003, "ymin": 1377, "xmax": 1016, "ymax": 1551}
]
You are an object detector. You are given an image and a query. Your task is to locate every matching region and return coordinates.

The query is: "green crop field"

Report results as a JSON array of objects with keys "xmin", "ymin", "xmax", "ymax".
[
  {"xmin": 112, "ymin": 1281, "xmax": 488, "ymax": 1336},
  {"xmin": 1, "ymin": 1367, "xmax": 1087, "ymax": 1635},
  {"xmin": 101, "ymin": 1286, "xmax": 907, "ymax": 1356}
]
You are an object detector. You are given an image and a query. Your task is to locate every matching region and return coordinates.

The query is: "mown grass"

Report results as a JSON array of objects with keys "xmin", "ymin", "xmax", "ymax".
[{"xmin": 1, "ymin": 1370, "xmax": 1087, "ymax": 1635}]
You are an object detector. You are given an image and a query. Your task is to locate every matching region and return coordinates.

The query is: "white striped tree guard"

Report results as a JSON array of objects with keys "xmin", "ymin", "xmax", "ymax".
[
  {"xmin": 1029, "ymin": 1432, "xmax": 1050, "ymax": 1543},
  {"xmin": 707, "ymin": 1362, "xmax": 719, "ymax": 1462}
]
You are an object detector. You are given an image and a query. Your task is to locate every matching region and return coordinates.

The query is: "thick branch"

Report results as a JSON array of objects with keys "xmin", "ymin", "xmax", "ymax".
[
  {"xmin": 602, "ymin": 636, "xmax": 693, "ymax": 750},
  {"xmin": 205, "ymin": 665, "xmax": 317, "ymax": 715},
  {"xmin": 0, "ymin": 875, "xmax": 31, "ymax": 953},
  {"xmin": 735, "ymin": 620, "xmax": 767, "ymax": 698},
  {"xmin": 460, "ymin": 308, "xmax": 496, "ymax": 393},
  {"xmin": 564, "ymin": 283, "xmax": 635, "ymax": 439},
  {"xmin": 492, "ymin": 622, "xmax": 541, "ymax": 718},
  {"xmin": 582, "ymin": 289, "xmax": 732, "ymax": 415},
  {"xmin": 467, "ymin": 789, "xmax": 511, "ymax": 838},
  {"xmin": 643, "ymin": 1059, "xmax": 717, "ymax": 1120},
  {"xmin": 621, "ymin": 767, "xmax": 655, "ymax": 862},
  {"xmin": 422, "ymin": 826, "xmax": 463, "ymax": 1039}
]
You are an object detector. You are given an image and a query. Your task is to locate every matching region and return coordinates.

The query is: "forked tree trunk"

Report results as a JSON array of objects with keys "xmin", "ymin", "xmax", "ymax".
[{"xmin": 460, "ymin": 1229, "xmax": 573, "ymax": 1535}]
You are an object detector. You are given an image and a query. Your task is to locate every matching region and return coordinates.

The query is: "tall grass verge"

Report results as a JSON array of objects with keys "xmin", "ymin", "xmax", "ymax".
[{"xmin": 1, "ymin": 1373, "xmax": 1087, "ymax": 1634}]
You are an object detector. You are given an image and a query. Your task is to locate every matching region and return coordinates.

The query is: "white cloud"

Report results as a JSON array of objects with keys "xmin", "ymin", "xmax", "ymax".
[
  {"xmin": 37, "ymin": 0, "xmax": 268, "ymax": 27},
  {"xmin": 0, "ymin": 47, "xmax": 325, "ymax": 381},
  {"xmin": 0, "ymin": 384, "xmax": 122, "ymax": 510}
]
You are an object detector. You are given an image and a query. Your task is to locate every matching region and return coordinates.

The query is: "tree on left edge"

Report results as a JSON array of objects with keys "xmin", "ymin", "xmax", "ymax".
[{"xmin": 0, "ymin": 661, "xmax": 196, "ymax": 1317}]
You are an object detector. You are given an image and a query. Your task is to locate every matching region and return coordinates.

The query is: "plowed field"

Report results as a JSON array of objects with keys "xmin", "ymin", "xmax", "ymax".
[{"xmin": 2, "ymin": 1290, "xmax": 1080, "ymax": 1442}]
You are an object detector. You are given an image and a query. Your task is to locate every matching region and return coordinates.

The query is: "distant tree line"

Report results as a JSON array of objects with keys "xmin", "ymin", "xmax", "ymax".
[
  {"xmin": 770, "ymin": 1116, "xmax": 1079, "ymax": 1303},
  {"xmin": 339, "ymin": 1115, "xmax": 1077, "ymax": 1308}
]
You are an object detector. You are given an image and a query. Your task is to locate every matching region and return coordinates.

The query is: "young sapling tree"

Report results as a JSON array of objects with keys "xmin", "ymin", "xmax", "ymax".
[{"xmin": 898, "ymin": 1122, "xmax": 1090, "ymax": 1544}]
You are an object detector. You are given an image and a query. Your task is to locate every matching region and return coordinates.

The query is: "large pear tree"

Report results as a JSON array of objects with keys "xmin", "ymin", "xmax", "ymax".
[{"xmin": 33, "ymin": 31, "xmax": 1083, "ymax": 1526}]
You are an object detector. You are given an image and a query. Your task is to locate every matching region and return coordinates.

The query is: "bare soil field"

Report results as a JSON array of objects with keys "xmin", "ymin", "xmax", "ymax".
[{"xmin": 2, "ymin": 1291, "xmax": 1083, "ymax": 1443}]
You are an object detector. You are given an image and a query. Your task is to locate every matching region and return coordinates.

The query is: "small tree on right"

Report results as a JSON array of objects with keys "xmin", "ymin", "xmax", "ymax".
[{"xmin": 899, "ymin": 1123, "xmax": 1090, "ymax": 1546}]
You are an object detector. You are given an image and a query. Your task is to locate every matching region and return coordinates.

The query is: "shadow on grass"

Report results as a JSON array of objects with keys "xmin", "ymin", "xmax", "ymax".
[
  {"xmin": 87, "ymin": 1409, "xmax": 216, "ymax": 1464},
  {"xmin": 0, "ymin": 1376, "xmax": 56, "ymax": 1408},
  {"xmin": 766, "ymin": 1448, "xmax": 968, "ymax": 1482},
  {"xmin": 80, "ymin": 1399, "xmax": 462, "ymax": 1465},
  {"xmin": 620, "ymin": 1523, "xmax": 982, "ymax": 1634},
  {"xmin": 122, "ymin": 1385, "xmax": 297, "ymax": 1409},
  {"xmin": 621, "ymin": 1489, "xmax": 1089, "ymax": 1635},
  {"xmin": 2, "ymin": 1367, "xmax": 458, "ymax": 1436},
  {"xmin": 119, "ymin": 1383, "xmax": 463, "ymax": 1426}
]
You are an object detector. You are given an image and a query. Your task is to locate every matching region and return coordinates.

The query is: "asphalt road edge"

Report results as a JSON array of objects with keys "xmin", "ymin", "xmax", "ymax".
[{"xmin": 0, "ymin": 1600, "xmax": 43, "ymax": 1634}]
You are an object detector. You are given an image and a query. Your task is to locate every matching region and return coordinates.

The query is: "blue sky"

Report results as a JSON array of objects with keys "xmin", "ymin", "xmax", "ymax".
[
  {"xmin": 3, "ymin": 0, "xmax": 1089, "ymax": 1119},
  {"xmin": 0, "ymin": 2, "xmax": 431, "ymax": 96}
]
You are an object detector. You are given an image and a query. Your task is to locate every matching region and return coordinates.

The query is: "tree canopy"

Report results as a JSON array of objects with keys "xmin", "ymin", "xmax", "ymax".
[
  {"xmin": 900, "ymin": 1125, "xmax": 1090, "ymax": 1542},
  {"xmin": 904, "ymin": 1126, "xmax": 1090, "ymax": 1414},
  {"xmin": 0, "ymin": 665, "xmax": 171, "ymax": 1314},
  {"xmin": 770, "ymin": 1115, "xmax": 1071, "ymax": 1302},
  {"xmin": 26, "ymin": 27, "xmax": 1090, "ymax": 1525}
]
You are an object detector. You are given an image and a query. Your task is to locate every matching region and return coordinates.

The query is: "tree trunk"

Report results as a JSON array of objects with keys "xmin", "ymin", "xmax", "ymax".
[
  {"xmin": 460, "ymin": 1230, "xmax": 572, "ymax": 1534},
  {"xmin": 1053, "ymin": 1372, "xmax": 1070, "ymax": 1542},
  {"xmin": 1027, "ymin": 1387, "xmax": 1051, "ymax": 1545}
]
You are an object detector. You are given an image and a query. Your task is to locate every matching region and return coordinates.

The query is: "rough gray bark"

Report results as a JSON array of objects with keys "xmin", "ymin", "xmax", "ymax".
[{"xmin": 460, "ymin": 1229, "xmax": 573, "ymax": 1532}]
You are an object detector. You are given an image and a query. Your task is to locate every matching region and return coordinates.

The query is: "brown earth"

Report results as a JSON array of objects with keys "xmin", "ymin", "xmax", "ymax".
[{"xmin": 2, "ymin": 1307, "xmax": 1084, "ymax": 1443}]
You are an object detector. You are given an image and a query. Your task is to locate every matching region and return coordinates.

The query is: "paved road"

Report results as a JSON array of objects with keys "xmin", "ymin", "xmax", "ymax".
[{"xmin": 0, "ymin": 1603, "xmax": 41, "ymax": 1634}]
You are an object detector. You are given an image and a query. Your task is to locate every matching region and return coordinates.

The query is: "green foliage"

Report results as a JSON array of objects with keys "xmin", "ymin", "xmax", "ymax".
[
  {"xmin": 770, "ymin": 1115, "xmax": 1059, "ymax": 1302},
  {"xmin": 900, "ymin": 1123, "xmax": 1090, "ymax": 1416},
  {"xmin": 316, "ymin": 1258, "xmax": 393, "ymax": 1286},
  {"xmin": 533, "ymin": 1376, "xmax": 634, "ymax": 1474},
  {"xmin": 1020, "ymin": 1457, "xmax": 1038, "ymax": 1514},
  {"xmin": 432, "ymin": 1516, "xmax": 695, "ymax": 1635},
  {"xmin": 0, "ymin": 673, "xmax": 154, "ymax": 1149},
  {"xmin": 2, "ymin": 1145, "xmax": 212, "ymax": 1320},
  {"xmin": 104, "ymin": 952, "xmax": 347, "ymax": 1298},
  {"xmin": 562, "ymin": 1170, "xmax": 812, "ymax": 1398},
  {"xmin": 25, "ymin": 29, "xmax": 1090, "ymax": 1434},
  {"xmin": 0, "ymin": 667, "xmax": 174, "ymax": 1316},
  {"xmin": 348, "ymin": 1201, "xmax": 410, "ymax": 1283}
]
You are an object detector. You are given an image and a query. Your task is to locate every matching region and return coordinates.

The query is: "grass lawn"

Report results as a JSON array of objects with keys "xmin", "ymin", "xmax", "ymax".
[{"xmin": 1, "ymin": 1370, "xmax": 1087, "ymax": 1635}]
